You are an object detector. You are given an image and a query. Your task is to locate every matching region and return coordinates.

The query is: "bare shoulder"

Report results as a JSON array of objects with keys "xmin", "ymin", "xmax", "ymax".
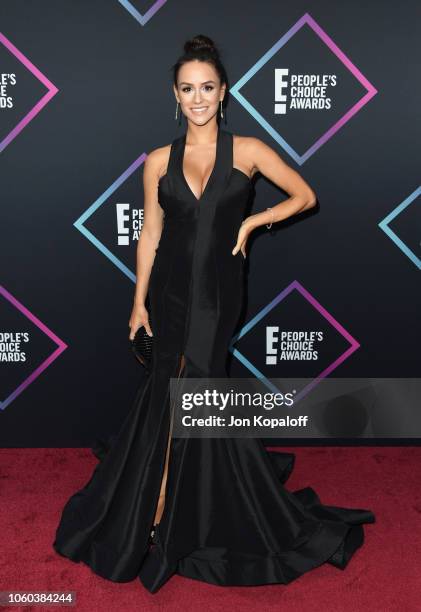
[
  {"xmin": 232, "ymin": 135, "xmax": 268, "ymax": 179},
  {"xmin": 234, "ymin": 135, "xmax": 270, "ymax": 154},
  {"xmin": 144, "ymin": 143, "xmax": 172, "ymax": 183}
]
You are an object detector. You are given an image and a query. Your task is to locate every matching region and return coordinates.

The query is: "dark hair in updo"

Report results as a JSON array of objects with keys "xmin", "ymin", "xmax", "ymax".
[{"xmin": 172, "ymin": 34, "xmax": 228, "ymax": 92}]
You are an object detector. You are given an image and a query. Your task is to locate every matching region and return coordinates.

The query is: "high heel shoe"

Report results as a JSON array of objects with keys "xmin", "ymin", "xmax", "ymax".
[{"xmin": 149, "ymin": 524, "xmax": 158, "ymax": 545}]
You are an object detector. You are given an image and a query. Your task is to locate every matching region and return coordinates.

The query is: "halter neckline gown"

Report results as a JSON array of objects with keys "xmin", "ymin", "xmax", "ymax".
[{"xmin": 53, "ymin": 126, "xmax": 375, "ymax": 593}]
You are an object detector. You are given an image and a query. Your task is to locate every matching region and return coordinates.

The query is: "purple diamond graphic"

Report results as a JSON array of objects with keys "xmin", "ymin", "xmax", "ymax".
[
  {"xmin": 0, "ymin": 32, "xmax": 59, "ymax": 154},
  {"xmin": 229, "ymin": 280, "xmax": 360, "ymax": 401},
  {"xmin": 117, "ymin": 0, "xmax": 167, "ymax": 26},
  {"xmin": 230, "ymin": 12, "xmax": 378, "ymax": 164},
  {"xmin": 0, "ymin": 286, "xmax": 67, "ymax": 410}
]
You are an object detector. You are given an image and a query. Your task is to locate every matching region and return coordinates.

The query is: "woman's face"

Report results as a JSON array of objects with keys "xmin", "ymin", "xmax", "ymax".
[{"xmin": 174, "ymin": 60, "xmax": 225, "ymax": 125}]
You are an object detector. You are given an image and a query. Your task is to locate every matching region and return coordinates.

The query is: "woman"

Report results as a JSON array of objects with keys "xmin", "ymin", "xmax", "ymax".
[{"xmin": 53, "ymin": 34, "xmax": 375, "ymax": 593}]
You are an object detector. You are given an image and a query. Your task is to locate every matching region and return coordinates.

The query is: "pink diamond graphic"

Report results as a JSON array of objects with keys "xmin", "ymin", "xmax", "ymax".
[
  {"xmin": 0, "ymin": 286, "xmax": 67, "ymax": 411},
  {"xmin": 0, "ymin": 31, "xmax": 59, "ymax": 154}
]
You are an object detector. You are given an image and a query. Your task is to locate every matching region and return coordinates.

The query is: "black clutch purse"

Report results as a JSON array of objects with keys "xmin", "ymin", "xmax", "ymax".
[{"xmin": 130, "ymin": 300, "xmax": 153, "ymax": 371}]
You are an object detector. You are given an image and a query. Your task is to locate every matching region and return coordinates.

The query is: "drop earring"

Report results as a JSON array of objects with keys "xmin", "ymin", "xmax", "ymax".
[
  {"xmin": 175, "ymin": 101, "xmax": 179, "ymax": 121},
  {"xmin": 220, "ymin": 100, "xmax": 224, "ymax": 119}
]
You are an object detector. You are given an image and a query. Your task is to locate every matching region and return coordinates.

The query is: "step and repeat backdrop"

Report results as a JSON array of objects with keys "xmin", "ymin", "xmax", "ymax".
[{"xmin": 0, "ymin": 1, "xmax": 419, "ymax": 446}]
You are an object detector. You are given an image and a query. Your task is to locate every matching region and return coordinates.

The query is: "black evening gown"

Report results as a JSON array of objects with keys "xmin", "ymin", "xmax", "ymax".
[{"xmin": 53, "ymin": 127, "xmax": 375, "ymax": 593}]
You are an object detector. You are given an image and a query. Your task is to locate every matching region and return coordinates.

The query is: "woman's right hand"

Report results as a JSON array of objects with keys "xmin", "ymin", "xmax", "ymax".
[{"xmin": 129, "ymin": 303, "xmax": 153, "ymax": 341}]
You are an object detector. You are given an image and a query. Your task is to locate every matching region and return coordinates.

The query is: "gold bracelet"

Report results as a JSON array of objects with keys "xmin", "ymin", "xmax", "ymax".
[{"xmin": 266, "ymin": 207, "xmax": 274, "ymax": 229}]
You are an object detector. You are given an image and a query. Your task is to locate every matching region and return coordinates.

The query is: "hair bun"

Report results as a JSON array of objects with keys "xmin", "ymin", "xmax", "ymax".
[{"xmin": 184, "ymin": 34, "xmax": 219, "ymax": 57}]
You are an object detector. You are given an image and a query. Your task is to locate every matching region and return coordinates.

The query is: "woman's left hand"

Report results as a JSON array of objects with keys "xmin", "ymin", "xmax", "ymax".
[{"xmin": 232, "ymin": 216, "xmax": 257, "ymax": 259}]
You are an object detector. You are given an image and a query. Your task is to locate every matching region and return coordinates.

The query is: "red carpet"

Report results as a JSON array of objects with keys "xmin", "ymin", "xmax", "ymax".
[{"xmin": 1, "ymin": 447, "xmax": 419, "ymax": 611}]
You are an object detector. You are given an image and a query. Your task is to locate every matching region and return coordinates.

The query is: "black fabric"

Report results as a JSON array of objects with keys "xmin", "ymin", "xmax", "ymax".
[{"xmin": 53, "ymin": 127, "xmax": 375, "ymax": 593}]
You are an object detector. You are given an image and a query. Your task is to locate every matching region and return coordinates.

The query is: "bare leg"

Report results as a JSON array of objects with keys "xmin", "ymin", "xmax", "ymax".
[{"xmin": 153, "ymin": 354, "xmax": 185, "ymax": 525}]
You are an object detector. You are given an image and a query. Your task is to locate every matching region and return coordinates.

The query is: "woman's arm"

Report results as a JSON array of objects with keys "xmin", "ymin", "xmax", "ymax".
[
  {"xmin": 232, "ymin": 137, "xmax": 317, "ymax": 257},
  {"xmin": 129, "ymin": 146, "xmax": 166, "ymax": 339}
]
